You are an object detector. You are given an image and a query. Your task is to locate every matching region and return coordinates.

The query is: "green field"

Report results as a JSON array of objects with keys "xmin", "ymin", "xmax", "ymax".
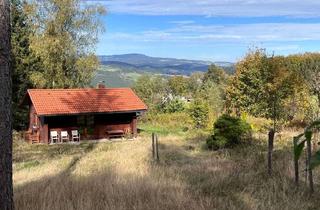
[{"xmin": 91, "ymin": 65, "xmax": 145, "ymax": 87}]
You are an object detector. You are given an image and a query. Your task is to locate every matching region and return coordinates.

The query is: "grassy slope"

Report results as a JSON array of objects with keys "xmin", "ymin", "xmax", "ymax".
[
  {"xmin": 13, "ymin": 125, "xmax": 320, "ymax": 210},
  {"xmin": 91, "ymin": 65, "xmax": 144, "ymax": 87}
]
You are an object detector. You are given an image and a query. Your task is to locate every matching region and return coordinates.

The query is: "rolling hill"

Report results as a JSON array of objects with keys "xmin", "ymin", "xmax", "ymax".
[{"xmin": 92, "ymin": 54, "xmax": 235, "ymax": 87}]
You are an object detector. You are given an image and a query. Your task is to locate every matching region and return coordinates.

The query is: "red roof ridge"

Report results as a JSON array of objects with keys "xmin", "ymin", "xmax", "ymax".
[
  {"xmin": 27, "ymin": 87, "xmax": 133, "ymax": 91},
  {"xmin": 25, "ymin": 87, "xmax": 147, "ymax": 116}
]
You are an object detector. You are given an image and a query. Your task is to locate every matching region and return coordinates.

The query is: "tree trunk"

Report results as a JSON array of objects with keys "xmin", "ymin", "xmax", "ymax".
[
  {"xmin": 268, "ymin": 129, "xmax": 275, "ymax": 176},
  {"xmin": 0, "ymin": 0, "xmax": 13, "ymax": 209}
]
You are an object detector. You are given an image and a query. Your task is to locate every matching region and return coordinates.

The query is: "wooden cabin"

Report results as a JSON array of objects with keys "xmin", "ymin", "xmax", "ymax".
[{"xmin": 22, "ymin": 86, "xmax": 147, "ymax": 144}]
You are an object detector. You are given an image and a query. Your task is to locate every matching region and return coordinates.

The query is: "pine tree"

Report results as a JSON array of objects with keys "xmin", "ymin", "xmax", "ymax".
[{"xmin": 11, "ymin": 0, "xmax": 41, "ymax": 129}]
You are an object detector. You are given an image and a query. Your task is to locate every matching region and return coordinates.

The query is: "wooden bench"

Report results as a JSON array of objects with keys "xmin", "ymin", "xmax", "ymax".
[{"xmin": 106, "ymin": 130, "xmax": 125, "ymax": 139}]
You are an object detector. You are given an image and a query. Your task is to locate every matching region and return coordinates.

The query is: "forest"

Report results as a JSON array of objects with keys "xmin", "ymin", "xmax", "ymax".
[{"xmin": 2, "ymin": 0, "xmax": 320, "ymax": 209}]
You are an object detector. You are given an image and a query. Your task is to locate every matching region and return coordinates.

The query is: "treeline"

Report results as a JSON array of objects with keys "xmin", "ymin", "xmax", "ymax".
[
  {"xmin": 227, "ymin": 49, "xmax": 320, "ymax": 126},
  {"xmin": 133, "ymin": 65, "xmax": 228, "ymax": 129},
  {"xmin": 134, "ymin": 48, "xmax": 320, "ymax": 130},
  {"xmin": 11, "ymin": 0, "xmax": 105, "ymax": 129}
]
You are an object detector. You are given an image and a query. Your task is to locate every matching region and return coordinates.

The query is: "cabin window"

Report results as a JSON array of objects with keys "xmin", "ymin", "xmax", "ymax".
[
  {"xmin": 77, "ymin": 115, "xmax": 86, "ymax": 125},
  {"xmin": 77, "ymin": 115, "xmax": 94, "ymax": 135},
  {"xmin": 87, "ymin": 115, "xmax": 94, "ymax": 127},
  {"xmin": 77, "ymin": 115, "xmax": 94, "ymax": 126}
]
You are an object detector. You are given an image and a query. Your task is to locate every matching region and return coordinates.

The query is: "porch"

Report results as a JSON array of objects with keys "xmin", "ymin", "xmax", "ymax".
[{"xmin": 26, "ymin": 112, "xmax": 138, "ymax": 144}]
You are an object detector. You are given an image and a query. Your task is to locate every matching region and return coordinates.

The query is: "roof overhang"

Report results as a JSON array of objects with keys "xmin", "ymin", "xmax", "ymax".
[{"xmin": 37, "ymin": 109, "xmax": 148, "ymax": 117}]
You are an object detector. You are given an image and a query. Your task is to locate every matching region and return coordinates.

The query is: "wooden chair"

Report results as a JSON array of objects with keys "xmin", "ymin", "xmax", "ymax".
[
  {"xmin": 50, "ymin": 131, "xmax": 59, "ymax": 144},
  {"xmin": 71, "ymin": 130, "xmax": 80, "ymax": 142},
  {"xmin": 61, "ymin": 131, "xmax": 69, "ymax": 142}
]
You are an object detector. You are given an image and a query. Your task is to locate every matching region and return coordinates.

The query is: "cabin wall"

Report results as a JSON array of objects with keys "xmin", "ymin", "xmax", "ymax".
[
  {"xmin": 39, "ymin": 117, "xmax": 49, "ymax": 144},
  {"xmin": 37, "ymin": 112, "xmax": 139, "ymax": 143},
  {"xmin": 28, "ymin": 104, "xmax": 37, "ymax": 130},
  {"xmin": 93, "ymin": 113, "xmax": 136, "ymax": 139},
  {"xmin": 25, "ymin": 104, "xmax": 41, "ymax": 143}
]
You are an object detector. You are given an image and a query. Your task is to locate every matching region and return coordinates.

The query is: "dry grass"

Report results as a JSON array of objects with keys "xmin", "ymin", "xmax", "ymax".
[{"xmin": 13, "ymin": 130, "xmax": 320, "ymax": 210}]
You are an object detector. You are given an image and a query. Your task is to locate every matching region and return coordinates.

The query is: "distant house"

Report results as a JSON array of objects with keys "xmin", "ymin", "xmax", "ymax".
[{"xmin": 22, "ymin": 85, "xmax": 147, "ymax": 144}]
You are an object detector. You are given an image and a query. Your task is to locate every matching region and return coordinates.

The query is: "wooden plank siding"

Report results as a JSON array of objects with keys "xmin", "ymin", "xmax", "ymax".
[{"xmin": 25, "ymin": 111, "xmax": 139, "ymax": 143}]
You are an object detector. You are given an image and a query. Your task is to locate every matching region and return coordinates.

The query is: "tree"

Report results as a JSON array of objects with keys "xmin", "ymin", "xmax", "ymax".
[
  {"xmin": 299, "ymin": 53, "xmax": 320, "ymax": 109},
  {"xmin": 189, "ymin": 100, "xmax": 209, "ymax": 129},
  {"xmin": 196, "ymin": 80, "xmax": 224, "ymax": 117},
  {"xmin": 226, "ymin": 49, "xmax": 298, "ymax": 175},
  {"xmin": 203, "ymin": 64, "xmax": 227, "ymax": 85},
  {"xmin": 26, "ymin": 0, "xmax": 105, "ymax": 88},
  {"xmin": 187, "ymin": 72, "xmax": 203, "ymax": 95},
  {"xmin": 11, "ymin": 0, "xmax": 41, "ymax": 129},
  {"xmin": 163, "ymin": 98, "xmax": 185, "ymax": 113},
  {"xmin": 133, "ymin": 75, "xmax": 168, "ymax": 111},
  {"xmin": 0, "ymin": 0, "xmax": 14, "ymax": 208},
  {"xmin": 168, "ymin": 75, "xmax": 188, "ymax": 96}
]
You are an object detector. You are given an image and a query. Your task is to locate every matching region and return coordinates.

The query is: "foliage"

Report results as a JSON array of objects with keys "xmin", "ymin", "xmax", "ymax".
[
  {"xmin": 133, "ymin": 65, "xmax": 226, "ymax": 130},
  {"xmin": 297, "ymin": 53, "xmax": 320, "ymax": 108},
  {"xmin": 163, "ymin": 98, "xmax": 185, "ymax": 113},
  {"xmin": 139, "ymin": 112, "xmax": 192, "ymax": 135},
  {"xmin": 133, "ymin": 75, "xmax": 168, "ymax": 111},
  {"xmin": 227, "ymin": 49, "xmax": 320, "ymax": 124},
  {"xmin": 207, "ymin": 114, "xmax": 252, "ymax": 149},
  {"xmin": 243, "ymin": 114, "xmax": 272, "ymax": 133},
  {"xmin": 25, "ymin": 0, "xmax": 105, "ymax": 88},
  {"xmin": 293, "ymin": 120, "xmax": 320, "ymax": 169},
  {"xmin": 188, "ymin": 100, "xmax": 209, "ymax": 129},
  {"xmin": 203, "ymin": 64, "xmax": 228, "ymax": 85},
  {"xmin": 10, "ymin": 0, "xmax": 42, "ymax": 129},
  {"xmin": 168, "ymin": 76, "xmax": 189, "ymax": 96},
  {"xmin": 226, "ymin": 48, "xmax": 306, "ymax": 126},
  {"xmin": 187, "ymin": 72, "xmax": 203, "ymax": 95},
  {"xmin": 196, "ymin": 81, "xmax": 224, "ymax": 116}
]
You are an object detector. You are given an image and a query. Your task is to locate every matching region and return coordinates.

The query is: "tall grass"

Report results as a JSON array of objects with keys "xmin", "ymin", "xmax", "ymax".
[{"xmin": 13, "ymin": 130, "xmax": 320, "ymax": 210}]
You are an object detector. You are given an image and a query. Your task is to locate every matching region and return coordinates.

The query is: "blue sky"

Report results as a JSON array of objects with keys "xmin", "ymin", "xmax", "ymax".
[{"xmin": 88, "ymin": 0, "xmax": 320, "ymax": 62}]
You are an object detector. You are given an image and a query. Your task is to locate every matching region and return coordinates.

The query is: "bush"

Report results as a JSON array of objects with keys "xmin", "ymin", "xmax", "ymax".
[
  {"xmin": 189, "ymin": 100, "xmax": 209, "ymax": 129},
  {"xmin": 139, "ymin": 112, "xmax": 193, "ymax": 135},
  {"xmin": 163, "ymin": 99, "xmax": 185, "ymax": 113},
  {"xmin": 207, "ymin": 114, "xmax": 252, "ymax": 150}
]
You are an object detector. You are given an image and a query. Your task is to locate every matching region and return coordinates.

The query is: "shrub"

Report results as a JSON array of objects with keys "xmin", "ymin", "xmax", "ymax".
[
  {"xmin": 189, "ymin": 100, "xmax": 209, "ymax": 129},
  {"xmin": 207, "ymin": 114, "xmax": 252, "ymax": 150},
  {"xmin": 164, "ymin": 99, "xmax": 185, "ymax": 113},
  {"xmin": 139, "ymin": 112, "xmax": 193, "ymax": 135}
]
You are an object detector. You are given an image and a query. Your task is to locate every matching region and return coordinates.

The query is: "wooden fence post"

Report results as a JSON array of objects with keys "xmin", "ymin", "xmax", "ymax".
[
  {"xmin": 293, "ymin": 138, "xmax": 299, "ymax": 186},
  {"xmin": 306, "ymin": 138, "xmax": 314, "ymax": 193},
  {"xmin": 156, "ymin": 134, "xmax": 159, "ymax": 161},
  {"xmin": 152, "ymin": 133, "xmax": 155, "ymax": 159}
]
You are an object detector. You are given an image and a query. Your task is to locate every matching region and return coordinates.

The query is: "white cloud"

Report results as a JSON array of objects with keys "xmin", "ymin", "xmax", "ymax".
[
  {"xmin": 85, "ymin": 0, "xmax": 320, "ymax": 17},
  {"xmin": 101, "ymin": 23, "xmax": 320, "ymax": 43},
  {"xmin": 170, "ymin": 20, "xmax": 195, "ymax": 25}
]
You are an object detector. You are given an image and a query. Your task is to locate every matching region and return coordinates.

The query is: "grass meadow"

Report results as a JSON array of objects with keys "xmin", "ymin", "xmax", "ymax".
[{"xmin": 13, "ymin": 118, "xmax": 320, "ymax": 210}]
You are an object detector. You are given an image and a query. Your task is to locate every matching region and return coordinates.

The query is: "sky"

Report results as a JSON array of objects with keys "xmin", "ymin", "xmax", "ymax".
[{"xmin": 87, "ymin": 0, "xmax": 320, "ymax": 62}]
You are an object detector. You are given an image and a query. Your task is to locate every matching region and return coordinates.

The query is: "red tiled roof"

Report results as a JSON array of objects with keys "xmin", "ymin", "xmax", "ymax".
[{"xmin": 26, "ymin": 88, "xmax": 147, "ymax": 116}]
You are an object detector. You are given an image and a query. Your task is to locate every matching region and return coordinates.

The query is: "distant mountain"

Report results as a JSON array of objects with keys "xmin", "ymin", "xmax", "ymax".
[
  {"xmin": 98, "ymin": 54, "xmax": 235, "ymax": 75},
  {"xmin": 92, "ymin": 54, "xmax": 235, "ymax": 87}
]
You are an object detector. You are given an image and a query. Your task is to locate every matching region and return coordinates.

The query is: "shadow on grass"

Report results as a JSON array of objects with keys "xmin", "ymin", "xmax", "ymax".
[
  {"xmin": 13, "ymin": 142, "xmax": 97, "ymax": 172},
  {"xmin": 150, "ymin": 139, "xmax": 320, "ymax": 210},
  {"xmin": 14, "ymin": 136, "xmax": 320, "ymax": 210}
]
